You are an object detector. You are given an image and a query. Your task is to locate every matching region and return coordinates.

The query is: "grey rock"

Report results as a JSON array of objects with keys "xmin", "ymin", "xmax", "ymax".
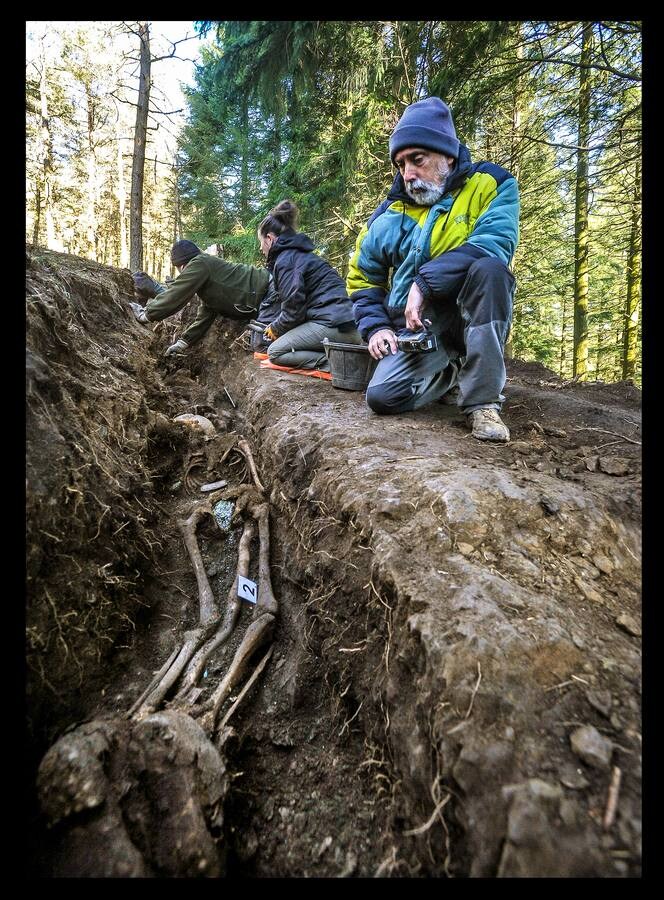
[
  {"xmin": 574, "ymin": 577, "xmax": 604, "ymax": 604},
  {"xmin": 570, "ymin": 725, "xmax": 613, "ymax": 770},
  {"xmin": 540, "ymin": 496, "xmax": 560, "ymax": 516},
  {"xmin": 510, "ymin": 441, "xmax": 531, "ymax": 454},
  {"xmin": 593, "ymin": 554, "xmax": 615, "ymax": 575},
  {"xmin": 598, "ymin": 456, "xmax": 630, "ymax": 476},
  {"xmin": 559, "ymin": 798, "xmax": 579, "ymax": 828},
  {"xmin": 615, "ymin": 613, "xmax": 641, "ymax": 637},
  {"xmin": 586, "ymin": 689, "xmax": 612, "ymax": 718},
  {"xmin": 559, "ymin": 764, "xmax": 590, "ymax": 790}
]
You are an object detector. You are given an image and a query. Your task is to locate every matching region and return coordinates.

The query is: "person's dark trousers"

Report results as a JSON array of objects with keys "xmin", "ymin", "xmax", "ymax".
[{"xmin": 366, "ymin": 257, "xmax": 515, "ymax": 415}]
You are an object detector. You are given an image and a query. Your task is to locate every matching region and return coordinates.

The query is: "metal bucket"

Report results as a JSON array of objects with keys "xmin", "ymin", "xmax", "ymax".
[{"xmin": 322, "ymin": 339, "xmax": 378, "ymax": 391}]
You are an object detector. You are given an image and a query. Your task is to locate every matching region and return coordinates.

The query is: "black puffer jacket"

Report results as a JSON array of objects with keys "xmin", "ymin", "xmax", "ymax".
[{"xmin": 267, "ymin": 230, "xmax": 355, "ymax": 337}]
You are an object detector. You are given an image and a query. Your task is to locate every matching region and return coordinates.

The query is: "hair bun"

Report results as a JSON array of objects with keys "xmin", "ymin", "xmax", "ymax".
[{"xmin": 270, "ymin": 199, "xmax": 299, "ymax": 229}]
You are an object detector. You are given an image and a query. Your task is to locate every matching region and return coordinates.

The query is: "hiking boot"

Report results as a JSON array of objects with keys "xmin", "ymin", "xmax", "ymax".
[{"xmin": 467, "ymin": 408, "xmax": 510, "ymax": 442}]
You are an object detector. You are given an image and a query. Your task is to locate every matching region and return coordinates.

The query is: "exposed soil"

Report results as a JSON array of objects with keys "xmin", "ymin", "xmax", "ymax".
[{"xmin": 26, "ymin": 247, "xmax": 642, "ymax": 878}]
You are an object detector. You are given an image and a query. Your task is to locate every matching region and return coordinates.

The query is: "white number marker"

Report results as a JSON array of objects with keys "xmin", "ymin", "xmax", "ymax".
[{"xmin": 237, "ymin": 575, "xmax": 258, "ymax": 604}]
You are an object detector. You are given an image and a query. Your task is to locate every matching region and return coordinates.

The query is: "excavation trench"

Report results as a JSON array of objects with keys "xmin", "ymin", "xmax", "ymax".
[{"xmin": 26, "ymin": 249, "xmax": 642, "ymax": 877}]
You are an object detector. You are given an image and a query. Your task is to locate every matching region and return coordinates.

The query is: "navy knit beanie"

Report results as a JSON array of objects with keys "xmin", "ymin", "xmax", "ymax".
[
  {"xmin": 171, "ymin": 239, "xmax": 201, "ymax": 266},
  {"xmin": 389, "ymin": 97, "xmax": 459, "ymax": 163}
]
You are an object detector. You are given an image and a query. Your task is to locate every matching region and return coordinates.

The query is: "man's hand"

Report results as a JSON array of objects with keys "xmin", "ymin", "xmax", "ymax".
[
  {"xmin": 165, "ymin": 339, "xmax": 189, "ymax": 356},
  {"xmin": 263, "ymin": 324, "xmax": 278, "ymax": 342},
  {"xmin": 129, "ymin": 301, "xmax": 150, "ymax": 324},
  {"xmin": 404, "ymin": 281, "xmax": 425, "ymax": 331},
  {"xmin": 368, "ymin": 328, "xmax": 398, "ymax": 360}
]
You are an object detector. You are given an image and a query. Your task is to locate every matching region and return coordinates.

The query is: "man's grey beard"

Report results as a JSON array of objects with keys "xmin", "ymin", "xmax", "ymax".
[{"xmin": 404, "ymin": 164, "xmax": 453, "ymax": 205}]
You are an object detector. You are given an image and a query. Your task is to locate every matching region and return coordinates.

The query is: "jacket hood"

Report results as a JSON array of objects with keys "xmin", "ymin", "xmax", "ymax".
[
  {"xmin": 267, "ymin": 230, "xmax": 315, "ymax": 266},
  {"xmin": 387, "ymin": 142, "xmax": 473, "ymax": 203}
]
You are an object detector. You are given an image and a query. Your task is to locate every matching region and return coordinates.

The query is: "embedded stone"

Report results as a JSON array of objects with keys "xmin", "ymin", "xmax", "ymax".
[
  {"xmin": 598, "ymin": 457, "xmax": 630, "ymax": 476},
  {"xmin": 615, "ymin": 613, "xmax": 641, "ymax": 637},
  {"xmin": 570, "ymin": 725, "xmax": 613, "ymax": 770},
  {"xmin": 593, "ymin": 554, "xmax": 615, "ymax": 575},
  {"xmin": 585, "ymin": 689, "xmax": 612, "ymax": 718}
]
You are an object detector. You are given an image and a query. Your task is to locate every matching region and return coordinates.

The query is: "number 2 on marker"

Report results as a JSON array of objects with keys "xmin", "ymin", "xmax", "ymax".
[{"xmin": 237, "ymin": 575, "xmax": 257, "ymax": 604}]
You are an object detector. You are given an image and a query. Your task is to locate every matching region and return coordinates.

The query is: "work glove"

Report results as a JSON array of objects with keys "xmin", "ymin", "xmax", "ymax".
[
  {"xmin": 132, "ymin": 271, "xmax": 161, "ymax": 300},
  {"xmin": 129, "ymin": 301, "xmax": 150, "ymax": 324},
  {"xmin": 165, "ymin": 338, "xmax": 189, "ymax": 356},
  {"xmin": 263, "ymin": 324, "xmax": 278, "ymax": 343}
]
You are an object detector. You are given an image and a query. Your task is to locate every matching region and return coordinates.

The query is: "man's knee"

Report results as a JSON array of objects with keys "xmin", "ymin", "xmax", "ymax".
[
  {"xmin": 366, "ymin": 378, "xmax": 413, "ymax": 414},
  {"xmin": 460, "ymin": 257, "xmax": 514, "ymax": 322},
  {"xmin": 467, "ymin": 256, "xmax": 513, "ymax": 284}
]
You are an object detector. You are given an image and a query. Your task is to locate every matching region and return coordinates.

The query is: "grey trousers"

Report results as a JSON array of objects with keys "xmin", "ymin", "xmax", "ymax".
[
  {"xmin": 268, "ymin": 321, "xmax": 363, "ymax": 370},
  {"xmin": 366, "ymin": 257, "xmax": 514, "ymax": 415}
]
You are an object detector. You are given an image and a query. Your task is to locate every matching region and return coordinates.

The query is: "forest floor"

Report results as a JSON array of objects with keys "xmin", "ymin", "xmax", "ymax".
[{"xmin": 26, "ymin": 247, "xmax": 642, "ymax": 878}]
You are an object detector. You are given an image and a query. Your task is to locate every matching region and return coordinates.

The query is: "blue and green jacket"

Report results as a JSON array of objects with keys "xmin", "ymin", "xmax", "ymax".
[{"xmin": 347, "ymin": 144, "xmax": 519, "ymax": 341}]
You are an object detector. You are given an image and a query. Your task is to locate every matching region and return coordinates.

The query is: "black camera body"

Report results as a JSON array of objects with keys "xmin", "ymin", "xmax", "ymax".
[{"xmin": 396, "ymin": 331, "xmax": 438, "ymax": 353}]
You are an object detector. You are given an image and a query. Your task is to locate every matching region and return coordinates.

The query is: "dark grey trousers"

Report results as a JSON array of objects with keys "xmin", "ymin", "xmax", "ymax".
[
  {"xmin": 366, "ymin": 257, "xmax": 515, "ymax": 415},
  {"xmin": 268, "ymin": 321, "xmax": 363, "ymax": 370}
]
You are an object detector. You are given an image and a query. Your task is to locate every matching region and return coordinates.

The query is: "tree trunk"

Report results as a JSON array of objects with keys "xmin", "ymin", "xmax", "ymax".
[
  {"xmin": 594, "ymin": 293, "xmax": 604, "ymax": 381},
  {"xmin": 39, "ymin": 54, "xmax": 56, "ymax": 249},
  {"xmin": 33, "ymin": 182, "xmax": 41, "ymax": 245},
  {"xmin": 130, "ymin": 21, "xmax": 151, "ymax": 271},
  {"xmin": 86, "ymin": 87, "xmax": 99, "ymax": 259},
  {"xmin": 172, "ymin": 166, "xmax": 181, "ymax": 278},
  {"xmin": 504, "ymin": 29, "xmax": 524, "ymax": 363},
  {"xmin": 572, "ymin": 23, "xmax": 592, "ymax": 380},
  {"xmin": 116, "ymin": 121, "xmax": 129, "ymax": 268},
  {"xmin": 239, "ymin": 96, "xmax": 250, "ymax": 220},
  {"xmin": 622, "ymin": 158, "xmax": 641, "ymax": 380},
  {"xmin": 559, "ymin": 292, "xmax": 568, "ymax": 379}
]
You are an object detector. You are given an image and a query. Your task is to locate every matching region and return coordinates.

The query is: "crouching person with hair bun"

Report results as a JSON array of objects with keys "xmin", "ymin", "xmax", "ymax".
[{"xmin": 257, "ymin": 200, "xmax": 363, "ymax": 371}]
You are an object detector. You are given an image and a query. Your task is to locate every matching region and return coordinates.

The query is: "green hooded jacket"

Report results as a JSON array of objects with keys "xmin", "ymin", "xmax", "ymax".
[{"xmin": 145, "ymin": 253, "xmax": 270, "ymax": 345}]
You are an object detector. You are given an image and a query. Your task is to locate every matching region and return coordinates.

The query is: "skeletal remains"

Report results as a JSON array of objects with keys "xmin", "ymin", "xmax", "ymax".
[{"xmin": 127, "ymin": 435, "xmax": 277, "ymax": 739}]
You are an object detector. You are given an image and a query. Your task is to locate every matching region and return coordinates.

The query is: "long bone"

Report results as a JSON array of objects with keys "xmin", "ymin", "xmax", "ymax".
[
  {"xmin": 199, "ymin": 496, "xmax": 279, "ymax": 733},
  {"xmin": 199, "ymin": 612, "xmax": 276, "ymax": 735},
  {"xmin": 252, "ymin": 501, "xmax": 278, "ymax": 615},
  {"xmin": 179, "ymin": 505, "xmax": 219, "ymax": 626},
  {"xmin": 176, "ymin": 519, "xmax": 255, "ymax": 701},
  {"xmin": 133, "ymin": 504, "xmax": 220, "ymax": 715},
  {"xmin": 237, "ymin": 437, "xmax": 265, "ymax": 493}
]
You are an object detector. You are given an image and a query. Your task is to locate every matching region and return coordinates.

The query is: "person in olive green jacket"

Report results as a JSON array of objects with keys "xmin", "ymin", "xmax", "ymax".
[{"xmin": 129, "ymin": 240, "xmax": 270, "ymax": 355}]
